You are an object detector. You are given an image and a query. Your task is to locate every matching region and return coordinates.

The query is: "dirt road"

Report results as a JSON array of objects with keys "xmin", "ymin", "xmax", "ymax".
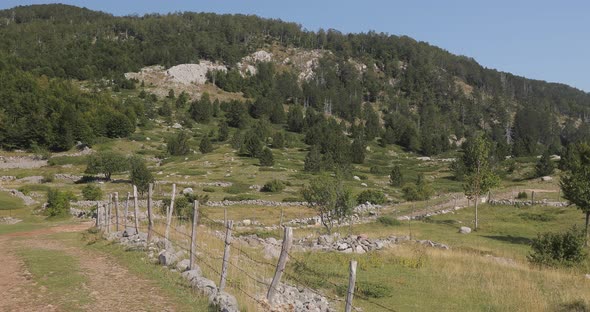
[{"xmin": 0, "ymin": 222, "xmax": 182, "ymax": 312}]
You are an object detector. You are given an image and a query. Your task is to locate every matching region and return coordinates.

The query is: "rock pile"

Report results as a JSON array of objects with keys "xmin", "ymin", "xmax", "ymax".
[
  {"xmin": 0, "ymin": 156, "xmax": 47, "ymax": 169},
  {"xmin": 260, "ymin": 282, "xmax": 334, "ymax": 312},
  {"xmin": 207, "ymin": 200, "xmax": 307, "ymax": 207},
  {"xmin": 105, "ymin": 231, "xmax": 239, "ymax": 312},
  {"xmin": 0, "ymin": 217, "xmax": 22, "ymax": 224},
  {"xmin": 296, "ymin": 234, "xmax": 449, "ymax": 253},
  {"xmin": 0, "ymin": 187, "xmax": 38, "ymax": 206},
  {"xmin": 488, "ymin": 199, "xmax": 568, "ymax": 207},
  {"xmin": 166, "ymin": 62, "xmax": 227, "ymax": 85}
]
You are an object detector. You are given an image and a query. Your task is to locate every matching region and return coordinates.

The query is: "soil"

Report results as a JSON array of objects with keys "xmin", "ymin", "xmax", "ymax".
[{"xmin": 0, "ymin": 222, "xmax": 180, "ymax": 311}]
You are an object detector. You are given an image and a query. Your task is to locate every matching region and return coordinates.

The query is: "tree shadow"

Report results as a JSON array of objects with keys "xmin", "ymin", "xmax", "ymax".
[{"xmin": 482, "ymin": 235, "xmax": 532, "ymax": 245}]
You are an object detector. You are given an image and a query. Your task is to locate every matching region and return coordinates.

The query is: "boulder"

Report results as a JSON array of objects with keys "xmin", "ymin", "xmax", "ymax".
[
  {"xmin": 182, "ymin": 187, "xmax": 194, "ymax": 195},
  {"xmin": 354, "ymin": 245, "xmax": 366, "ymax": 254},
  {"xmin": 459, "ymin": 226, "xmax": 472, "ymax": 234},
  {"xmin": 337, "ymin": 243, "xmax": 349, "ymax": 251},
  {"xmin": 242, "ymin": 219, "xmax": 252, "ymax": 226},
  {"xmin": 212, "ymin": 291, "xmax": 239, "ymax": 312},
  {"xmin": 541, "ymin": 176, "xmax": 553, "ymax": 182},
  {"xmin": 353, "ymin": 176, "xmax": 361, "ymax": 181},
  {"xmin": 181, "ymin": 267, "xmax": 203, "ymax": 282},
  {"xmin": 176, "ymin": 259, "xmax": 191, "ymax": 272},
  {"xmin": 158, "ymin": 250, "xmax": 178, "ymax": 266},
  {"xmin": 191, "ymin": 277, "xmax": 217, "ymax": 297}
]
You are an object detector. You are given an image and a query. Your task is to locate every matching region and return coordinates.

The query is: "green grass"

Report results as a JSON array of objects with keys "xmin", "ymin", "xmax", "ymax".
[
  {"xmin": 0, "ymin": 190, "xmax": 26, "ymax": 210},
  {"xmin": 18, "ymin": 247, "xmax": 92, "ymax": 310},
  {"xmin": 79, "ymin": 231, "xmax": 212, "ymax": 311}
]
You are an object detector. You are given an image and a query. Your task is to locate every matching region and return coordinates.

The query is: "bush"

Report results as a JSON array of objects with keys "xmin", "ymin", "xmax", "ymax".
[
  {"xmin": 356, "ymin": 190, "xmax": 386, "ymax": 205},
  {"xmin": 41, "ymin": 173, "xmax": 54, "ymax": 183},
  {"xmin": 402, "ymin": 183, "xmax": 420, "ymax": 201},
  {"xmin": 167, "ymin": 131, "xmax": 191, "ymax": 156},
  {"xmin": 377, "ymin": 216, "xmax": 401, "ymax": 226},
  {"xmin": 82, "ymin": 184, "xmax": 103, "ymax": 200},
  {"xmin": 45, "ymin": 189, "xmax": 74, "ymax": 217},
  {"xmin": 202, "ymin": 187, "xmax": 216, "ymax": 193},
  {"xmin": 369, "ymin": 166, "xmax": 388, "ymax": 175},
  {"xmin": 261, "ymin": 180, "xmax": 286, "ymax": 192},
  {"xmin": 517, "ymin": 191, "xmax": 528, "ymax": 199},
  {"xmin": 528, "ymin": 226, "xmax": 587, "ymax": 267}
]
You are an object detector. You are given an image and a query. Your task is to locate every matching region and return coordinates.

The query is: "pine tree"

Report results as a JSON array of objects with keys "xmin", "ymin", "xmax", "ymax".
[
  {"xmin": 259, "ymin": 148, "xmax": 274, "ymax": 166},
  {"xmin": 304, "ymin": 145, "xmax": 322, "ymax": 172},
  {"xmin": 287, "ymin": 105, "xmax": 304, "ymax": 133},
  {"xmin": 199, "ymin": 136, "xmax": 214, "ymax": 154},
  {"xmin": 351, "ymin": 137, "xmax": 366, "ymax": 164},
  {"xmin": 218, "ymin": 122, "xmax": 229, "ymax": 142},
  {"xmin": 535, "ymin": 150, "xmax": 554, "ymax": 177},
  {"xmin": 390, "ymin": 165, "xmax": 403, "ymax": 187}
]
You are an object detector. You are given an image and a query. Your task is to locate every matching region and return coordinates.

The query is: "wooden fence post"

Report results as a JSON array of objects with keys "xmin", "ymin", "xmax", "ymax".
[
  {"xmin": 165, "ymin": 184, "xmax": 176, "ymax": 242},
  {"xmin": 189, "ymin": 200, "xmax": 199, "ymax": 270},
  {"xmin": 531, "ymin": 191, "xmax": 535, "ymax": 204},
  {"xmin": 107, "ymin": 194, "xmax": 112, "ymax": 233},
  {"xmin": 267, "ymin": 226, "xmax": 293, "ymax": 303},
  {"xmin": 124, "ymin": 192, "xmax": 130, "ymax": 233},
  {"xmin": 345, "ymin": 260, "xmax": 358, "ymax": 312},
  {"xmin": 279, "ymin": 206, "xmax": 284, "ymax": 227},
  {"xmin": 147, "ymin": 183, "xmax": 153, "ymax": 242},
  {"xmin": 95, "ymin": 203, "xmax": 100, "ymax": 228},
  {"xmin": 219, "ymin": 220, "xmax": 233, "ymax": 292},
  {"xmin": 133, "ymin": 185, "xmax": 139, "ymax": 235},
  {"xmin": 114, "ymin": 192, "xmax": 119, "ymax": 232}
]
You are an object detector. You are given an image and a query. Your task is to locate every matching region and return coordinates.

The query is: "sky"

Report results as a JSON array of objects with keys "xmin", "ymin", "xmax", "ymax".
[{"xmin": 2, "ymin": 0, "xmax": 589, "ymax": 92}]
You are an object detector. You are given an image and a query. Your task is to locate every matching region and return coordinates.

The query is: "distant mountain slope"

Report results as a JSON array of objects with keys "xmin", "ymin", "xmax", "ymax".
[{"xmin": 0, "ymin": 4, "xmax": 589, "ymax": 155}]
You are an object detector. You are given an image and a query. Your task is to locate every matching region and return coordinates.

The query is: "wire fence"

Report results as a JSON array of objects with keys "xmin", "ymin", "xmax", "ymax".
[{"xmin": 94, "ymin": 183, "xmax": 398, "ymax": 312}]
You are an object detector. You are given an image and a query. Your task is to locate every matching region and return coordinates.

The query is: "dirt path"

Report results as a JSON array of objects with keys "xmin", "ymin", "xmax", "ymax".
[{"xmin": 0, "ymin": 223, "xmax": 181, "ymax": 312}]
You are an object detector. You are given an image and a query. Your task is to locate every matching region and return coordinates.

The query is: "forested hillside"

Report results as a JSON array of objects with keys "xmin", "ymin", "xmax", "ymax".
[{"xmin": 1, "ymin": 4, "xmax": 590, "ymax": 158}]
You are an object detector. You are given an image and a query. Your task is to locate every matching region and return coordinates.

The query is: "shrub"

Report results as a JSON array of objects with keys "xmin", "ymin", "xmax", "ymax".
[
  {"xmin": 528, "ymin": 226, "xmax": 587, "ymax": 267},
  {"xmin": 45, "ymin": 189, "xmax": 74, "ymax": 217},
  {"xmin": 167, "ymin": 131, "xmax": 191, "ymax": 156},
  {"xmin": 517, "ymin": 191, "xmax": 528, "ymax": 199},
  {"xmin": 259, "ymin": 148, "xmax": 274, "ymax": 166},
  {"xmin": 261, "ymin": 180, "xmax": 286, "ymax": 192},
  {"xmin": 369, "ymin": 166, "xmax": 388, "ymax": 175},
  {"xmin": 518, "ymin": 212, "xmax": 555, "ymax": 222},
  {"xmin": 402, "ymin": 183, "xmax": 420, "ymax": 201},
  {"xmin": 202, "ymin": 187, "xmax": 216, "ymax": 193},
  {"xmin": 377, "ymin": 216, "xmax": 401, "ymax": 226},
  {"xmin": 356, "ymin": 190, "xmax": 386, "ymax": 205},
  {"xmin": 82, "ymin": 184, "xmax": 103, "ymax": 200},
  {"xmin": 41, "ymin": 173, "xmax": 54, "ymax": 183}
]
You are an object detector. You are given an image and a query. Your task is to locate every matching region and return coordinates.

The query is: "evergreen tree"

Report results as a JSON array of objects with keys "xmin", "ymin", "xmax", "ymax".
[
  {"xmin": 287, "ymin": 105, "xmax": 304, "ymax": 133},
  {"xmin": 259, "ymin": 148, "xmax": 274, "ymax": 166},
  {"xmin": 351, "ymin": 137, "xmax": 366, "ymax": 164},
  {"xmin": 189, "ymin": 92, "xmax": 213, "ymax": 123},
  {"xmin": 304, "ymin": 145, "xmax": 322, "ymax": 172},
  {"xmin": 199, "ymin": 136, "xmax": 214, "ymax": 154},
  {"xmin": 535, "ymin": 150, "xmax": 555, "ymax": 177},
  {"xmin": 271, "ymin": 132, "xmax": 285, "ymax": 149},
  {"xmin": 227, "ymin": 101, "xmax": 248, "ymax": 128},
  {"xmin": 560, "ymin": 143, "xmax": 590, "ymax": 245},
  {"xmin": 218, "ymin": 122, "xmax": 229, "ymax": 142},
  {"xmin": 242, "ymin": 130, "xmax": 263, "ymax": 157},
  {"xmin": 390, "ymin": 165, "xmax": 403, "ymax": 187},
  {"xmin": 167, "ymin": 131, "xmax": 191, "ymax": 156}
]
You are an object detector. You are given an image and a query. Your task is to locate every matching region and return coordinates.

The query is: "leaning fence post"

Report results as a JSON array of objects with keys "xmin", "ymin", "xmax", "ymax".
[
  {"xmin": 114, "ymin": 192, "xmax": 119, "ymax": 232},
  {"xmin": 345, "ymin": 260, "xmax": 358, "ymax": 312},
  {"xmin": 165, "ymin": 184, "xmax": 176, "ymax": 242},
  {"xmin": 124, "ymin": 192, "xmax": 130, "ymax": 232},
  {"xmin": 219, "ymin": 220, "xmax": 233, "ymax": 292},
  {"xmin": 133, "ymin": 185, "xmax": 139, "ymax": 235},
  {"xmin": 189, "ymin": 200, "xmax": 199, "ymax": 270},
  {"xmin": 267, "ymin": 226, "xmax": 293, "ymax": 304},
  {"xmin": 147, "ymin": 183, "xmax": 153, "ymax": 242},
  {"xmin": 531, "ymin": 191, "xmax": 535, "ymax": 204}
]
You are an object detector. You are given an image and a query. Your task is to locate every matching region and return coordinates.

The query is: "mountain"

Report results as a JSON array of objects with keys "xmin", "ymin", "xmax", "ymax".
[{"xmin": 0, "ymin": 3, "xmax": 589, "ymax": 156}]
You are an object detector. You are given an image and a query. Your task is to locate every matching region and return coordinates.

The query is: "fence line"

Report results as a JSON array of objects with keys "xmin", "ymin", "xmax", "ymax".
[{"xmin": 93, "ymin": 184, "xmax": 398, "ymax": 312}]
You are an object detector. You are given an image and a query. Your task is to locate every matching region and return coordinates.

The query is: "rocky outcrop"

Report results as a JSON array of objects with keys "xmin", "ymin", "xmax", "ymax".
[
  {"xmin": 0, "ymin": 187, "xmax": 38, "ymax": 206},
  {"xmin": 487, "ymin": 199, "xmax": 568, "ymax": 207}
]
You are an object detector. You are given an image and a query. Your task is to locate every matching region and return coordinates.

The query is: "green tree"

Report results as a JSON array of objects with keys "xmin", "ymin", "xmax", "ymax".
[
  {"xmin": 218, "ymin": 122, "xmax": 229, "ymax": 142},
  {"xmin": 390, "ymin": 165, "xmax": 403, "ymax": 187},
  {"xmin": 241, "ymin": 131, "xmax": 263, "ymax": 157},
  {"xmin": 81, "ymin": 184, "xmax": 103, "ymax": 200},
  {"xmin": 85, "ymin": 151, "xmax": 128, "ymax": 181},
  {"xmin": 416, "ymin": 174, "xmax": 434, "ymax": 200},
  {"xmin": 560, "ymin": 143, "xmax": 590, "ymax": 245},
  {"xmin": 45, "ymin": 189, "xmax": 72, "ymax": 217},
  {"xmin": 271, "ymin": 132, "xmax": 285, "ymax": 149},
  {"xmin": 167, "ymin": 131, "xmax": 191, "ymax": 156},
  {"xmin": 351, "ymin": 137, "xmax": 366, "ymax": 164},
  {"xmin": 199, "ymin": 136, "xmax": 214, "ymax": 154},
  {"xmin": 129, "ymin": 156, "xmax": 154, "ymax": 195},
  {"xmin": 302, "ymin": 176, "xmax": 354, "ymax": 234},
  {"xmin": 304, "ymin": 145, "xmax": 322, "ymax": 172},
  {"xmin": 287, "ymin": 105, "xmax": 304, "ymax": 133},
  {"xmin": 189, "ymin": 92, "xmax": 213, "ymax": 123},
  {"xmin": 535, "ymin": 150, "xmax": 555, "ymax": 177},
  {"xmin": 462, "ymin": 135, "xmax": 500, "ymax": 230},
  {"xmin": 258, "ymin": 148, "xmax": 274, "ymax": 166}
]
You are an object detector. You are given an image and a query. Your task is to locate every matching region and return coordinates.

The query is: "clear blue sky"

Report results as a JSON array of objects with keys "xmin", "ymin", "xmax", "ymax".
[{"xmin": 2, "ymin": 0, "xmax": 589, "ymax": 92}]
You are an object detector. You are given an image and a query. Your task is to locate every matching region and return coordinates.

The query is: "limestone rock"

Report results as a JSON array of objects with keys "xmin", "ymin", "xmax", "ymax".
[{"xmin": 459, "ymin": 226, "xmax": 472, "ymax": 234}]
